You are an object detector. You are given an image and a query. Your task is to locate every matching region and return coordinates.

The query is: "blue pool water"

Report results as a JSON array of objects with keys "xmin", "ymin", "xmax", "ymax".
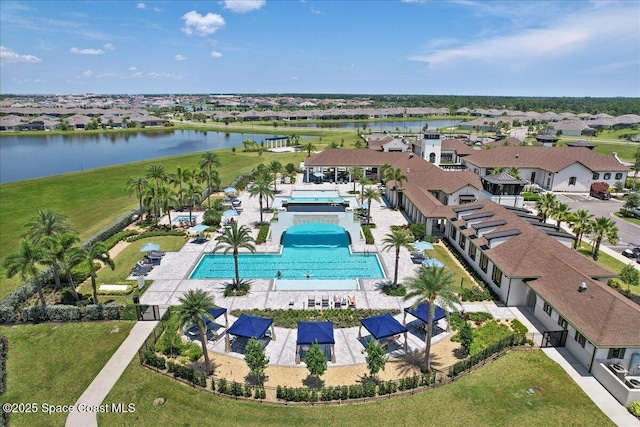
[
  {"xmin": 190, "ymin": 223, "xmax": 383, "ymax": 280},
  {"xmin": 175, "ymin": 215, "xmax": 195, "ymax": 222}
]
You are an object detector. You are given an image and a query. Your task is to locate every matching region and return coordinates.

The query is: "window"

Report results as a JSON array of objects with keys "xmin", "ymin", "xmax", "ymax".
[
  {"xmin": 557, "ymin": 316, "xmax": 568, "ymax": 329},
  {"xmin": 604, "ymin": 173, "xmax": 611, "ymax": 180},
  {"xmin": 491, "ymin": 266, "xmax": 503, "ymax": 287},
  {"xmin": 543, "ymin": 302, "xmax": 552, "ymax": 316},
  {"xmin": 592, "ymin": 172, "xmax": 600, "ymax": 180},
  {"xmin": 479, "ymin": 253, "xmax": 489, "ymax": 273},
  {"xmin": 450, "ymin": 226, "xmax": 457, "ymax": 240},
  {"xmin": 459, "ymin": 234, "xmax": 466, "ymax": 250},
  {"xmin": 575, "ymin": 331, "xmax": 587, "ymax": 348},
  {"xmin": 468, "ymin": 244, "xmax": 477, "ymax": 261},
  {"xmin": 615, "ymin": 173, "xmax": 623, "ymax": 180},
  {"xmin": 429, "ymin": 152, "xmax": 436, "ymax": 163},
  {"xmin": 607, "ymin": 348, "xmax": 626, "ymax": 359},
  {"xmin": 568, "ymin": 177, "xmax": 577, "ymax": 185}
]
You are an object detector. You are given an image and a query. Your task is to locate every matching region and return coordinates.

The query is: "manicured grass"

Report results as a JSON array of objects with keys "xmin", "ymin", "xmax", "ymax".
[
  {"xmin": 614, "ymin": 211, "xmax": 640, "ymax": 226},
  {"xmin": 429, "ymin": 244, "xmax": 480, "ymax": 291},
  {"xmin": 0, "ymin": 321, "xmax": 135, "ymax": 427},
  {"xmin": 0, "ymin": 146, "xmax": 307, "ymax": 298},
  {"xmin": 577, "ymin": 242, "xmax": 627, "ymax": 273},
  {"xmin": 98, "ymin": 350, "xmax": 613, "ymax": 427}
]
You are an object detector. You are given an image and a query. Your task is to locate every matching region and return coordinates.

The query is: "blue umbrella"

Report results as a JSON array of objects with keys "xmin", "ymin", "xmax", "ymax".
[
  {"xmin": 188, "ymin": 224, "xmax": 209, "ymax": 233},
  {"xmin": 224, "ymin": 187, "xmax": 237, "ymax": 194},
  {"xmin": 413, "ymin": 240, "xmax": 434, "ymax": 251},
  {"xmin": 223, "ymin": 209, "xmax": 239, "ymax": 217},
  {"xmin": 360, "ymin": 202, "xmax": 369, "ymax": 209},
  {"xmin": 422, "ymin": 259, "xmax": 444, "ymax": 268},
  {"xmin": 140, "ymin": 243, "xmax": 160, "ymax": 252}
]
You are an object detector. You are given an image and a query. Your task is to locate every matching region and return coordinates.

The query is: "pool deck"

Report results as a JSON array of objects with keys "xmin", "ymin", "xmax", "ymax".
[{"xmin": 140, "ymin": 176, "xmax": 518, "ymax": 366}]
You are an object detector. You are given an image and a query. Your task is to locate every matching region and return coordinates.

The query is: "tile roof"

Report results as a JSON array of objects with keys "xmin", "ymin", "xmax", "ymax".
[{"xmin": 463, "ymin": 146, "xmax": 629, "ymax": 172}]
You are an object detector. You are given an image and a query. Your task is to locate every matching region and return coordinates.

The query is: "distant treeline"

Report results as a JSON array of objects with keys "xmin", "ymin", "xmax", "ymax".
[{"xmin": 271, "ymin": 94, "xmax": 640, "ymax": 116}]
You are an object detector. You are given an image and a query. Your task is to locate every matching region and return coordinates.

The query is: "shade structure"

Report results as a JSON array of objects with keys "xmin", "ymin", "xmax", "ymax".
[
  {"xmin": 140, "ymin": 243, "xmax": 160, "ymax": 252},
  {"xmin": 225, "ymin": 314, "xmax": 275, "ymax": 352},
  {"xmin": 313, "ymin": 172, "xmax": 325, "ymax": 178},
  {"xmin": 296, "ymin": 321, "xmax": 335, "ymax": 363},
  {"xmin": 188, "ymin": 224, "xmax": 209, "ymax": 233},
  {"xmin": 404, "ymin": 301, "xmax": 446, "ymax": 325},
  {"xmin": 413, "ymin": 240, "xmax": 434, "ymax": 251},
  {"xmin": 222, "ymin": 209, "xmax": 239, "ymax": 217},
  {"xmin": 359, "ymin": 313, "xmax": 407, "ymax": 340},
  {"xmin": 360, "ymin": 202, "xmax": 369, "ymax": 209},
  {"xmin": 224, "ymin": 187, "xmax": 237, "ymax": 194},
  {"xmin": 422, "ymin": 258, "xmax": 444, "ymax": 268}
]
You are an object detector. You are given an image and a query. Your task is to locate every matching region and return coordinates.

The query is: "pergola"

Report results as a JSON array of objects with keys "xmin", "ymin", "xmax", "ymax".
[
  {"xmin": 296, "ymin": 321, "xmax": 336, "ymax": 364},
  {"xmin": 358, "ymin": 313, "xmax": 408, "ymax": 351},
  {"xmin": 403, "ymin": 301, "xmax": 446, "ymax": 327},
  {"xmin": 225, "ymin": 314, "xmax": 275, "ymax": 353}
]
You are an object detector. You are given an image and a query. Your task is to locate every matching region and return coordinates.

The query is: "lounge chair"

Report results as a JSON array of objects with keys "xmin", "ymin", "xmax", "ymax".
[
  {"xmin": 334, "ymin": 295, "xmax": 342, "ymax": 308},
  {"xmin": 321, "ymin": 295, "xmax": 329, "ymax": 309},
  {"xmin": 308, "ymin": 294, "xmax": 316, "ymax": 308},
  {"xmin": 347, "ymin": 295, "xmax": 356, "ymax": 309}
]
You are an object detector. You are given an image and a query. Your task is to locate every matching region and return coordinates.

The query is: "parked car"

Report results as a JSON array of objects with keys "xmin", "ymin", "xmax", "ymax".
[{"xmin": 590, "ymin": 190, "xmax": 611, "ymax": 200}]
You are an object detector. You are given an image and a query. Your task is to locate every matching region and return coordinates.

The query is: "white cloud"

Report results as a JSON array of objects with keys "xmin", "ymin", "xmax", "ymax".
[
  {"xmin": 410, "ymin": 5, "xmax": 639, "ymax": 68},
  {"xmin": 175, "ymin": 54, "xmax": 187, "ymax": 61},
  {"xmin": 97, "ymin": 72, "xmax": 118, "ymax": 78},
  {"xmin": 223, "ymin": 0, "xmax": 265, "ymax": 13},
  {"xmin": 129, "ymin": 66, "xmax": 138, "ymax": 71},
  {"xmin": 210, "ymin": 50, "xmax": 222, "ymax": 58},
  {"xmin": 103, "ymin": 43, "xmax": 116, "ymax": 50},
  {"xmin": 153, "ymin": 7, "xmax": 162, "ymax": 12},
  {"xmin": 137, "ymin": 3, "xmax": 146, "ymax": 9},
  {"xmin": 181, "ymin": 11, "xmax": 225, "ymax": 36},
  {"xmin": 83, "ymin": 70, "xmax": 93, "ymax": 77},
  {"xmin": 0, "ymin": 46, "xmax": 42, "ymax": 65},
  {"xmin": 69, "ymin": 47, "xmax": 105, "ymax": 55},
  {"xmin": 147, "ymin": 71, "xmax": 183, "ymax": 80}
]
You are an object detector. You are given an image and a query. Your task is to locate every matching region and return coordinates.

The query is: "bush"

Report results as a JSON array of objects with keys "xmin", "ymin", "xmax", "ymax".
[
  {"xmin": 510, "ymin": 319, "xmax": 528, "ymax": 335},
  {"xmin": 459, "ymin": 286, "xmax": 492, "ymax": 302},
  {"xmin": 382, "ymin": 285, "xmax": 406, "ymax": 297},
  {"xmin": 183, "ymin": 341, "xmax": 203, "ymax": 362},
  {"xmin": 628, "ymin": 401, "xmax": 640, "ymax": 417},
  {"xmin": 409, "ymin": 223, "xmax": 426, "ymax": 241},
  {"xmin": 203, "ymin": 209, "xmax": 222, "ymax": 227},
  {"xmin": 255, "ymin": 224, "xmax": 270, "ymax": 245},
  {"xmin": 224, "ymin": 281, "xmax": 251, "ymax": 297},
  {"xmin": 521, "ymin": 192, "xmax": 540, "ymax": 202},
  {"xmin": 362, "ymin": 226, "xmax": 374, "ymax": 244}
]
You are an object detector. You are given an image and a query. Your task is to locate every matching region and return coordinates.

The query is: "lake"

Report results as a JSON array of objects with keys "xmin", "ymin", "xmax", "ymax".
[{"xmin": 0, "ymin": 130, "xmax": 275, "ymax": 184}]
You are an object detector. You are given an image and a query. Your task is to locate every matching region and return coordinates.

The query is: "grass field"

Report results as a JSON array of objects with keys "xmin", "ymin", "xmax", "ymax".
[
  {"xmin": 0, "ymin": 321, "xmax": 135, "ymax": 427},
  {"xmin": 97, "ymin": 350, "xmax": 613, "ymax": 427}
]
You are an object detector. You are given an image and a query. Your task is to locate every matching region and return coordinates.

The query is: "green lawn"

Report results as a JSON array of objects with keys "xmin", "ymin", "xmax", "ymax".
[
  {"xmin": 98, "ymin": 350, "xmax": 613, "ymax": 427},
  {"xmin": 429, "ymin": 243, "xmax": 480, "ymax": 291},
  {"xmin": 0, "ymin": 321, "xmax": 135, "ymax": 427},
  {"xmin": 613, "ymin": 211, "xmax": 640, "ymax": 227}
]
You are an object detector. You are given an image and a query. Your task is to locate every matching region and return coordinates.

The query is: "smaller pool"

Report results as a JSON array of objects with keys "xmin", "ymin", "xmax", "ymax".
[
  {"xmin": 175, "ymin": 215, "xmax": 196, "ymax": 222},
  {"xmin": 291, "ymin": 190, "xmax": 339, "ymax": 198}
]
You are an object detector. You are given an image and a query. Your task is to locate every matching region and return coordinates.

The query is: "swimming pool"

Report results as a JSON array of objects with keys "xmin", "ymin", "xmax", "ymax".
[
  {"xmin": 189, "ymin": 223, "xmax": 383, "ymax": 280},
  {"xmin": 175, "ymin": 215, "xmax": 195, "ymax": 222}
]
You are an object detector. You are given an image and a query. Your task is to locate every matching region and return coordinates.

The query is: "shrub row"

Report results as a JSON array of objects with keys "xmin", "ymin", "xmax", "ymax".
[
  {"xmin": 0, "ymin": 335, "xmax": 7, "ymax": 395},
  {"xmin": 84, "ymin": 210, "xmax": 138, "ymax": 248},
  {"xmin": 166, "ymin": 361, "xmax": 207, "ymax": 388},
  {"xmin": 127, "ymin": 229, "xmax": 186, "ymax": 241},
  {"xmin": 255, "ymin": 224, "xmax": 270, "ymax": 245},
  {"xmin": 275, "ymin": 373, "xmax": 433, "ymax": 402},
  {"xmin": 104, "ymin": 229, "xmax": 140, "ymax": 250},
  {"xmin": 230, "ymin": 308, "xmax": 401, "ymax": 329},
  {"xmin": 448, "ymin": 333, "xmax": 525, "ymax": 377},
  {"xmin": 18, "ymin": 304, "xmax": 124, "ymax": 323},
  {"xmin": 144, "ymin": 350, "xmax": 166, "ymax": 370},
  {"xmin": 361, "ymin": 226, "xmax": 374, "ymax": 244}
]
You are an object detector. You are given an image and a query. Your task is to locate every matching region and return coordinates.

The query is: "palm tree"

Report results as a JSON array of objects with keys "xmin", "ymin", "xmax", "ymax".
[
  {"xmin": 213, "ymin": 222, "xmax": 256, "ymax": 289},
  {"xmin": 199, "ymin": 151, "xmax": 222, "ymax": 207},
  {"xmin": 267, "ymin": 160, "xmax": 282, "ymax": 193},
  {"xmin": 404, "ymin": 266, "xmax": 460, "ymax": 372},
  {"xmin": 143, "ymin": 184, "xmax": 161, "ymax": 226},
  {"xmin": 361, "ymin": 186, "xmax": 381, "ymax": 224},
  {"xmin": 158, "ymin": 186, "xmax": 179, "ymax": 228},
  {"xmin": 507, "ymin": 166, "xmax": 521, "ymax": 180},
  {"xmin": 78, "ymin": 242, "xmax": 115, "ymax": 304},
  {"xmin": 125, "ymin": 177, "xmax": 149, "ymax": 222},
  {"xmin": 535, "ymin": 192, "xmax": 557, "ymax": 223},
  {"xmin": 550, "ymin": 202, "xmax": 571, "ymax": 228},
  {"xmin": 385, "ymin": 167, "xmax": 407, "ymax": 208},
  {"xmin": 25, "ymin": 209, "xmax": 73, "ymax": 290},
  {"xmin": 631, "ymin": 147, "xmax": 640, "ymax": 186},
  {"xmin": 248, "ymin": 173, "xmax": 274, "ymax": 224},
  {"xmin": 348, "ymin": 166, "xmax": 363, "ymax": 193},
  {"xmin": 568, "ymin": 209, "xmax": 594, "ymax": 249},
  {"xmin": 184, "ymin": 182, "xmax": 203, "ymax": 223},
  {"xmin": 48, "ymin": 232, "xmax": 82, "ymax": 301},
  {"xmin": 378, "ymin": 163, "xmax": 391, "ymax": 184},
  {"xmin": 175, "ymin": 289, "xmax": 216, "ymax": 375},
  {"xmin": 145, "ymin": 164, "xmax": 168, "ymax": 189},
  {"xmin": 381, "ymin": 229, "xmax": 415, "ymax": 288},
  {"xmin": 4, "ymin": 239, "xmax": 46, "ymax": 306},
  {"xmin": 357, "ymin": 175, "xmax": 371, "ymax": 202},
  {"xmin": 489, "ymin": 167, "xmax": 505, "ymax": 175},
  {"xmin": 302, "ymin": 142, "xmax": 316, "ymax": 157},
  {"xmin": 169, "ymin": 166, "xmax": 192, "ymax": 208},
  {"xmin": 590, "ymin": 217, "xmax": 619, "ymax": 261}
]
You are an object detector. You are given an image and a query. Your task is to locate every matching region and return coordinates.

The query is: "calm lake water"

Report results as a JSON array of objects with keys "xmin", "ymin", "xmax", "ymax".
[
  {"xmin": 0, "ymin": 130, "xmax": 275, "ymax": 184},
  {"xmin": 0, "ymin": 119, "xmax": 461, "ymax": 184}
]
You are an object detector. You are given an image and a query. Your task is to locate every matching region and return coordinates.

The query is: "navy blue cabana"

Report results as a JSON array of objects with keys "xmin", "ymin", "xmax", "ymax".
[
  {"xmin": 403, "ymin": 301, "xmax": 446, "ymax": 327},
  {"xmin": 296, "ymin": 321, "xmax": 335, "ymax": 364},
  {"xmin": 206, "ymin": 307, "xmax": 229, "ymax": 328},
  {"xmin": 359, "ymin": 313, "xmax": 408, "ymax": 351},
  {"xmin": 225, "ymin": 314, "xmax": 275, "ymax": 352}
]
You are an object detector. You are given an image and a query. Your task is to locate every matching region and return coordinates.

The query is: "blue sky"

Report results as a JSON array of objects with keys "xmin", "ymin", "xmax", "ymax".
[{"xmin": 1, "ymin": 0, "xmax": 639, "ymax": 96}]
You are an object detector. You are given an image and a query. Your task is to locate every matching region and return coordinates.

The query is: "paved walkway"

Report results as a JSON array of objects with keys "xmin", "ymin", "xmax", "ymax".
[{"xmin": 65, "ymin": 320, "xmax": 158, "ymax": 427}]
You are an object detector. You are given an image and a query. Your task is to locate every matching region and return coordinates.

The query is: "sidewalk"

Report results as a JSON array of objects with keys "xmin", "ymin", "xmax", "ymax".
[{"xmin": 65, "ymin": 321, "xmax": 158, "ymax": 427}]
